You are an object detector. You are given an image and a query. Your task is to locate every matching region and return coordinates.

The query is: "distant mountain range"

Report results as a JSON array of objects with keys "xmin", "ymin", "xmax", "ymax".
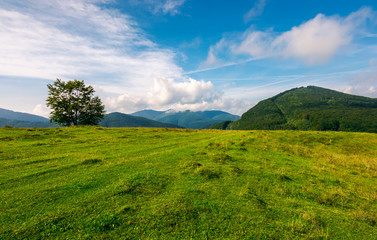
[
  {"xmin": 131, "ymin": 110, "xmax": 240, "ymax": 129},
  {"xmin": 221, "ymin": 86, "xmax": 377, "ymax": 133},
  {"xmin": 0, "ymin": 108, "xmax": 57, "ymax": 127},
  {"xmin": 99, "ymin": 112, "xmax": 182, "ymax": 128},
  {"xmin": 0, "ymin": 108, "xmax": 50, "ymax": 122},
  {"xmin": 0, "ymin": 108, "xmax": 238, "ymax": 129}
]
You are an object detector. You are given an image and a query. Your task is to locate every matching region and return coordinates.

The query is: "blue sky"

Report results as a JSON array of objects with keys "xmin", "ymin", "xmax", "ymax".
[{"xmin": 0, "ymin": 0, "xmax": 376, "ymax": 116}]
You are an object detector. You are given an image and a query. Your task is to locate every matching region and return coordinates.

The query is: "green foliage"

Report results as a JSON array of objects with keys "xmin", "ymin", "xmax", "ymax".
[
  {"xmin": 210, "ymin": 120, "xmax": 233, "ymax": 130},
  {"xmin": 229, "ymin": 86, "xmax": 377, "ymax": 132},
  {"xmin": 1, "ymin": 127, "xmax": 377, "ymax": 239},
  {"xmin": 46, "ymin": 79, "xmax": 105, "ymax": 126}
]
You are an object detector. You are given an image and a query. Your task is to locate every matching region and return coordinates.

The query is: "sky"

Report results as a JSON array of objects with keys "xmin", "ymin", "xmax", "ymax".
[{"xmin": 0, "ymin": 0, "xmax": 377, "ymax": 116}]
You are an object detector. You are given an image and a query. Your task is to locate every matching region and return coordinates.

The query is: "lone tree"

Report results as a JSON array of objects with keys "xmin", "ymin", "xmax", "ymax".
[{"xmin": 46, "ymin": 79, "xmax": 105, "ymax": 126}]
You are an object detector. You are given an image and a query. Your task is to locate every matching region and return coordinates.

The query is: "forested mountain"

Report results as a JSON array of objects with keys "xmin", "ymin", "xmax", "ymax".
[
  {"xmin": 0, "ymin": 108, "xmax": 49, "ymax": 122},
  {"xmin": 99, "ymin": 112, "xmax": 183, "ymax": 128},
  {"xmin": 131, "ymin": 110, "xmax": 240, "ymax": 129},
  {"xmin": 0, "ymin": 118, "xmax": 57, "ymax": 128},
  {"xmin": 227, "ymin": 86, "xmax": 377, "ymax": 133}
]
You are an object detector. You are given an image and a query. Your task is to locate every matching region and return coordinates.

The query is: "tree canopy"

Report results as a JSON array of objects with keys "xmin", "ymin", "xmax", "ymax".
[{"xmin": 46, "ymin": 79, "xmax": 105, "ymax": 126}]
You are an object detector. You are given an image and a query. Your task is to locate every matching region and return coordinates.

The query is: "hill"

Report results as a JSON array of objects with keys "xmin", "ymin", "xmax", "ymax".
[
  {"xmin": 99, "ymin": 112, "xmax": 182, "ymax": 128},
  {"xmin": 0, "ymin": 118, "xmax": 57, "ymax": 128},
  {"xmin": 131, "ymin": 110, "xmax": 240, "ymax": 129},
  {"xmin": 1, "ymin": 127, "xmax": 376, "ymax": 239},
  {"xmin": 228, "ymin": 86, "xmax": 377, "ymax": 132},
  {"xmin": 0, "ymin": 108, "xmax": 49, "ymax": 122}
]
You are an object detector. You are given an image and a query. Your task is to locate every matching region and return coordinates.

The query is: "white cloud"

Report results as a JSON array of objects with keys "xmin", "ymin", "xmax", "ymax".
[
  {"xmin": 343, "ymin": 69, "xmax": 377, "ymax": 98},
  {"xmin": 146, "ymin": 77, "xmax": 219, "ymax": 105},
  {"xmin": 129, "ymin": 0, "xmax": 186, "ymax": 15},
  {"xmin": 203, "ymin": 46, "xmax": 219, "ymax": 66},
  {"xmin": 244, "ymin": 0, "xmax": 267, "ymax": 22},
  {"xmin": 201, "ymin": 38, "xmax": 229, "ymax": 67},
  {"xmin": 162, "ymin": 0, "xmax": 186, "ymax": 15},
  {"xmin": 101, "ymin": 76, "xmax": 250, "ymax": 115},
  {"xmin": 104, "ymin": 76, "xmax": 223, "ymax": 112},
  {"xmin": 273, "ymin": 14, "xmax": 351, "ymax": 64},
  {"xmin": 344, "ymin": 86, "xmax": 353, "ymax": 94},
  {"xmin": 233, "ymin": 30, "xmax": 273, "ymax": 58},
  {"xmin": 206, "ymin": 7, "xmax": 374, "ymax": 66},
  {"xmin": 32, "ymin": 104, "xmax": 51, "ymax": 118}
]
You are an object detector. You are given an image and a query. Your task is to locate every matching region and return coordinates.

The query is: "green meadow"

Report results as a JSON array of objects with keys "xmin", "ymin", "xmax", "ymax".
[{"xmin": 1, "ymin": 127, "xmax": 376, "ymax": 239}]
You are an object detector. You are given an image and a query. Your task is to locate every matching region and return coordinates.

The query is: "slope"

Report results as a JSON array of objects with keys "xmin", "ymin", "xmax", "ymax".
[
  {"xmin": 131, "ymin": 110, "xmax": 240, "ymax": 129},
  {"xmin": 1, "ymin": 127, "xmax": 376, "ymax": 239},
  {"xmin": 99, "ymin": 112, "xmax": 183, "ymax": 128},
  {"xmin": 229, "ymin": 86, "xmax": 377, "ymax": 132},
  {"xmin": 0, "ymin": 108, "xmax": 49, "ymax": 122},
  {"xmin": 0, "ymin": 118, "xmax": 57, "ymax": 128}
]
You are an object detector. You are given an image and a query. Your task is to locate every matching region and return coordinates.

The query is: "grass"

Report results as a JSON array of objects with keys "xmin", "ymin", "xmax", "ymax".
[{"xmin": 1, "ymin": 127, "xmax": 377, "ymax": 239}]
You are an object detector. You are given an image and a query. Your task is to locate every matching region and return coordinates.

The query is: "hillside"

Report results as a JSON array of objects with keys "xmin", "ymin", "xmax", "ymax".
[
  {"xmin": 228, "ymin": 86, "xmax": 377, "ymax": 132},
  {"xmin": 1, "ymin": 127, "xmax": 376, "ymax": 239},
  {"xmin": 0, "ymin": 118, "xmax": 57, "ymax": 128},
  {"xmin": 99, "ymin": 112, "xmax": 182, "ymax": 128},
  {"xmin": 131, "ymin": 110, "xmax": 240, "ymax": 129},
  {"xmin": 0, "ymin": 108, "xmax": 50, "ymax": 122}
]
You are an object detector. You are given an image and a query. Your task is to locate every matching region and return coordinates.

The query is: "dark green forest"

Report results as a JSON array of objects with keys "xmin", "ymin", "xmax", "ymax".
[{"xmin": 224, "ymin": 86, "xmax": 377, "ymax": 132}]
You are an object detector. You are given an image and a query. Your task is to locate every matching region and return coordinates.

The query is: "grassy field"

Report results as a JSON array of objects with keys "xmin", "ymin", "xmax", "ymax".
[{"xmin": 1, "ymin": 127, "xmax": 376, "ymax": 239}]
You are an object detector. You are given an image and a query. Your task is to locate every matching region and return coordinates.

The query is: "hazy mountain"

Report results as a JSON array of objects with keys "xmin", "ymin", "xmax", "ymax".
[
  {"xmin": 130, "ymin": 110, "xmax": 165, "ymax": 119},
  {"xmin": 0, "ymin": 118, "xmax": 57, "ymax": 128},
  {"xmin": 0, "ymin": 108, "xmax": 49, "ymax": 122},
  {"xmin": 226, "ymin": 86, "xmax": 377, "ymax": 132},
  {"xmin": 131, "ymin": 110, "xmax": 240, "ymax": 129},
  {"xmin": 0, "ymin": 108, "xmax": 182, "ymax": 128},
  {"xmin": 99, "ymin": 112, "xmax": 183, "ymax": 128}
]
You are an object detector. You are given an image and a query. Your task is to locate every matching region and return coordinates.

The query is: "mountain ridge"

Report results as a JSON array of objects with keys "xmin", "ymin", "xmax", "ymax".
[
  {"xmin": 131, "ymin": 109, "xmax": 240, "ymax": 129},
  {"xmin": 226, "ymin": 86, "xmax": 377, "ymax": 132}
]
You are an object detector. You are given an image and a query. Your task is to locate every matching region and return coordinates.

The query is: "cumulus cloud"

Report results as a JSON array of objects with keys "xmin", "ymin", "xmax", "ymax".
[
  {"xmin": 104, "ymin": 77, "xmax": 224, "ymax": 112},
  {"xmin": 273, "ymin": 14, "xmax": 352, "ymax": 64},
  {"xmin": 244, "ymin": 0, "xmax": 267, "ymax": 22},
  {"xmin": 207, "ymin": 7, "xmax": 375, "ymax": 66}
]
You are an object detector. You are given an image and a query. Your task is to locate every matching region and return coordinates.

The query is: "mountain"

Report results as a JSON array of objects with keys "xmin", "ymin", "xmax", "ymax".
[
  {"xmin": 0, "ymin": 108, "xmax": 58, "ymax": 127},
  {"xmin": 130, "ymin": 110, "xmax": 165, "ymax": 119},
  {"xmin": 227, "ymin": 86, "xmax": 377, "ymax": 133},
  {"xmin": 0, "ymin": 118, "xmax": 57, "ymax": 128},
  {"xmin": 0, "ymin": 108, "xmax": 49, "ymax": 122},
  {"xmin": 99, "ymin": 112, "xmax": 183, "ymax": 128},
  {"xmin": 131, "ymin": 110, "xmax": 240, "ymax": 129}
]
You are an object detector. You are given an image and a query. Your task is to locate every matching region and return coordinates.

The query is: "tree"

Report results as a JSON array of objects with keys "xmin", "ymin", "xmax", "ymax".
[{"xmin": 46, "ymin": 79, "xmax": 105, "ymax": 126}]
